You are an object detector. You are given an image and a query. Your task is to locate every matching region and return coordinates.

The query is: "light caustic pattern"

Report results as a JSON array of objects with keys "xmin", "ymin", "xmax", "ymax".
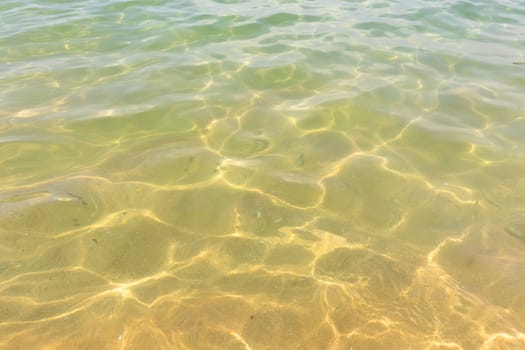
[{"xmin": 1, "ymin": 0, "xmax": 525, "ymax": 349}]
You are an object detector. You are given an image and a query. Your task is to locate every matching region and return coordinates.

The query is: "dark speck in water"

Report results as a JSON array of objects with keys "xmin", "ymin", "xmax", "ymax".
[
  {"xmin": 506, "ymin": 223, "xmax": 525, "ymax": 243},
  {"xmin": 464, "ymin": 256, "xmax": 475, "ymax": 267},
  {"xmin": 297, "ymin": 153, "xmax": 304, "ymax": 167},
  {"xmin": 67, "ymin": 192, "xmax": 87, "ymax": 206},
  {"xmin": 184, "ymin": 156, "xmax": 195, "ymax": 172}
]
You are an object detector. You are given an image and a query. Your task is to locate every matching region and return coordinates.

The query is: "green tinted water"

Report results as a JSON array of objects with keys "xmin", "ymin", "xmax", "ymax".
[{"xmin": 1, "ymin": 1, "xmax": 525, "ymax": 349}]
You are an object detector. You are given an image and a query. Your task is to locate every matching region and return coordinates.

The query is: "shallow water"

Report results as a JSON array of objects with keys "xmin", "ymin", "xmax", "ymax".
[{"xmin": 1, "ymin": 0, "xmax": 525, "ymax": 349}]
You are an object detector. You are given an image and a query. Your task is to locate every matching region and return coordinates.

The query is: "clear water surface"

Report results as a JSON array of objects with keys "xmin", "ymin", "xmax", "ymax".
[{"xmin": 1, "ymin": 0, "xmax": 525, "ymax": 349}]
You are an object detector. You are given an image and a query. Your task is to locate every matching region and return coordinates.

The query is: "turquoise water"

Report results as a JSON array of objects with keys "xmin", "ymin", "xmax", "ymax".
[{"xmin": 1, "ymin": 1, "xmax": 525, "ymax": 349}]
